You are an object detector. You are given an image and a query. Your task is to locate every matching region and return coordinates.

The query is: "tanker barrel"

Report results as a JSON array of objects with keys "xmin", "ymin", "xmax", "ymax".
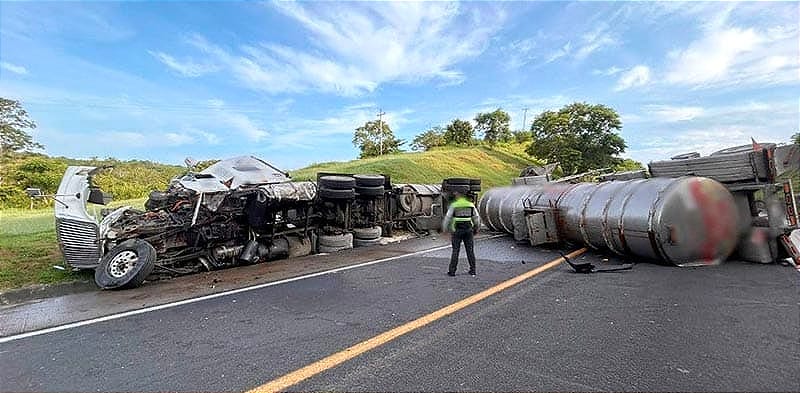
[{"xmin": 480, "ymin": 177, "xmax": 740, "ymax": 266}]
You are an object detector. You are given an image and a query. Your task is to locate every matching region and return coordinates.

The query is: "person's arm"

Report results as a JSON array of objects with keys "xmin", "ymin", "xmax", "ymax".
[
  {"xmin": 442, "ymin": 204, "xmax": 455, "ymax": 233},
  {"xmin": 471, "ymin": 206, "xmax": 481, "ymax": 234}
]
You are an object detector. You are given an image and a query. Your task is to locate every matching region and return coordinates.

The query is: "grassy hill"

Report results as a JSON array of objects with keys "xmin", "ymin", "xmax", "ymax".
[{"xmin": 292, "ymin": 144, "xmax": 539, "ymax": 189}]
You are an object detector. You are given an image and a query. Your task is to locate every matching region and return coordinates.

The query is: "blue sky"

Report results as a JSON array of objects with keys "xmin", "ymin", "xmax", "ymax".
[{"xmin": 0, "ymin": 1, "xmax": 797, "ymax": 170}]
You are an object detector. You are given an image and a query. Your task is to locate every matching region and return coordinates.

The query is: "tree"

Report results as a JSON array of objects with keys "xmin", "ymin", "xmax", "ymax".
[
  {"xmin": 526, "ymin": 102, "xmax": 626, "ymax": 175},
  {"xmin": 411, "ymin": 126, "xmax": 445, "ymax": 151},
  {"xmin": 1, "ymin": 98, "xmax": 42, "ymax": 155},
  {"xmin": 474, "ymin": 109, "xmax": 512, "ymax": 144},
  {"xmin": 513, "ymin": 130, "xmax": 532, "ymax": 143},
  {"xmin": 793, "ymin": 132, "xmax": 799, "ymax": 145},
  {"xmin": 443, "ymin": 119, "xmax": 474, "ymax": 146},
  {"xmin": 352, "ymin": 120, "xmax": 404, "ymax": 158},
  {"xmin": 614, "ymin": 158, "xmax": 644, "ymax": 172}
]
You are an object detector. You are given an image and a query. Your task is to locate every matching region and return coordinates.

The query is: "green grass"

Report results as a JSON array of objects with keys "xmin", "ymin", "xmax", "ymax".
[
  {"xmin": 0, "ymin": 145, "xmax": 536, "ymax": 290},
  {"xmin": 293, "ymin": 144, "xmax": 539, "ymax": 189},
  {"xmin": 0, "ymin": 197, "xmax": 147, "ymax": 290}
]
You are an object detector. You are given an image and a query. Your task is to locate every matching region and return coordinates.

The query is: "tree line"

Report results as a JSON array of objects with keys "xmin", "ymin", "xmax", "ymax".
[{"xmin": 353, "ymin": 102, "xmax": 637, "ymax": 175}]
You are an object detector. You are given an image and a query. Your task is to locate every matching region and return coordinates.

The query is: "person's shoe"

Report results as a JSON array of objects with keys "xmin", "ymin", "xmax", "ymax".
[
  {"xmin": 447, "ymin": 271, "xmax": 456, "ymax": 277},
  {"xmin": 468, "ymin": 270, "xmax": 476, "ymax": 276}
]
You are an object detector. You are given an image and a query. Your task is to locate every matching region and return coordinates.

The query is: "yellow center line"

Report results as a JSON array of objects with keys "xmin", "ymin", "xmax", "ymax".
[{"xmin": 247, "ymin": 247, "xmax": 588, "ymax": 393}]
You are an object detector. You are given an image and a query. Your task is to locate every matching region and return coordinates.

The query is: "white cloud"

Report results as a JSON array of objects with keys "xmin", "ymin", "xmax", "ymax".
[
  {"xmin": 592, "ymin": 66, "xmax": 623, "ymax": 76},
  {"xmin": 164, "ymin": 132, "xmax": 195, "ymax": 145},
  {"xmin": 192, "ymin": 2, "xmax": 505, "ymax": 95},
  {"xmin": 644, "ymin": 105, "xmax": 705, "ymax": 122},
  {"xmin": 574, "ymin": 26, "xmax": 618, "ymax": 60},
  {"xmin": 614, "ymin": 65, "xmax": 650, "ymax": 91},
  {"xmin": 176, "ymin": 2, "xmax": 505, "ymax": 95},
  {"xmin": 625, "ymin": 99, "xmax": 795, "ymax": 163},
  {"xmin": 664, "ymin": 11, "xmax": 798, "ymax": 88},
  {"xmin": 148, "ymin": 50, "xmax": 219, "ymax": 77},
  {"xmin": 1, "ymin": 61, "xmax": 28, "ymax": 75}
]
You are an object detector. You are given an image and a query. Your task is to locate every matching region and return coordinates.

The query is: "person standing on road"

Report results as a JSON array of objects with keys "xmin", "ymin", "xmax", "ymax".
[{"xmin": 442, "ymin": 191, "xmax": 481, "ymax": 276}]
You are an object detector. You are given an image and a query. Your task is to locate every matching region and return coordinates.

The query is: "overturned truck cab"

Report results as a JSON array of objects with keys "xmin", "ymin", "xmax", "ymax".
[{"xmin": 55, "ymin": 156, "xmax": 317, "ymax": 289}]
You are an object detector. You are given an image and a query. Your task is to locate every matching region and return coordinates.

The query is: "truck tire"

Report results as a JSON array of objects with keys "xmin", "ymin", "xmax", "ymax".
[
  {"xmin": 94, "ymin": 239, "xmax": 156, "ymax": 290},
  {"xmin": 469, "ymin": 179, "xmax": 481, "ymax": 185},
  {"xmin": 318, "ymin": 244, "xmax": 351, "ymax": 253},
  {"xmin": 355, "ymin": 185, "xmax": 385, "ymax": 197},
  {"xmin": 443, "ymin": 178, "xmax": 471, "ymax": 185},
  {"xmin": 353, "ymin": 226, "xmax": 382, "ymax": 240},
  {"xmin": 354, "ymin": 174, "xmax": 385, "ymax": 187},
  {"xmin": 354, "ymin": 237, "xmax": 382, "ymax": 247},
  {"xmin": 442, "ymin": 184, "xmax": 470, "ymax": 194},
  {"xmin": 319, "ymin": 187, "xmax": 356, "ymax": 200},
  {"xmin": 319, "ymin": 175, "xmax": 356, "ymax": 189},
  {"xmin": 318, "ymin": 233, "xmax": 353, "ymax": 248},
  {"xmin": 469, "ymin": 184, "xmax": 482, "ymax": 192}
]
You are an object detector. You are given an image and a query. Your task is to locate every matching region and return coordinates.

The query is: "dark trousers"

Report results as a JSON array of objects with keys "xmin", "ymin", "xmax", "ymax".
[{"xmin": 449, "ymin": 225, "xmax": 476, "ymax": 273}]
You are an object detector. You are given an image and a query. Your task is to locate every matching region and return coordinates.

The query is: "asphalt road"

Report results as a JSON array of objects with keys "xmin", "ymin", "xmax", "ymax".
[{"xmin": 1, "ymin": 236, "xmax": 797, "ymax": 392}]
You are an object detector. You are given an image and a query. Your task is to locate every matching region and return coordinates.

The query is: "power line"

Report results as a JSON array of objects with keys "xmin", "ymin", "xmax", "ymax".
[{"xmin": 376, "ymin": 109, "xmax": 386, "ymax": 156}]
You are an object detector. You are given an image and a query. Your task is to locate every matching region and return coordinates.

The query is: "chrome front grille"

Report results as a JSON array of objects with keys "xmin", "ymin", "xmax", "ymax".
[{"xmin": 56, "ymin": 218, "xmax": 101, "ymax": 269}]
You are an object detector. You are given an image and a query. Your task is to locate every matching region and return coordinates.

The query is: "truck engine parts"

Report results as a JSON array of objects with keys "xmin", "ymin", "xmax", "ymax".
[
  {"xmin": 479, "ymin": 177, "xmax": 741, "ymax": 266},
  {"xmin": 54, "ymin": 157, "xmax": 455, "ymax": 289}
]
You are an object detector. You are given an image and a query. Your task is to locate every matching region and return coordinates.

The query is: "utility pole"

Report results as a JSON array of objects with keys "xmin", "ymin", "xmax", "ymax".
[
  {"xmin": 377, "ymin": 109, "xmax": 386, "ymax": 156},
  {"xmin": 521, "ymin": 107, "xmax": 529, "ymax": 131}
]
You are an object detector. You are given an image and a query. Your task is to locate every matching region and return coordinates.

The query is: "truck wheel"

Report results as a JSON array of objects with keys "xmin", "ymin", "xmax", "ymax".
[
  {"xmin": 319, "ymin": 187, "xmax": 356, "ymax": 200},
  {"xmin": 444, "ymin": 178, "xmax": 471, "ymax": 186},
  {"xmin": 355, "ymin": 185, "xmax": 385, "ymax": 197},
  {"xmin": 95, "ymin": 239, "xmax": 156, "ymax": 290},
  {"xmin": 353, "ymin": 226, "xmax": 382, "ymax": 240},
  {"xmin": 354, "ymin": 237, "xmax": 382, "ymax": 247},
  {"xmin": 318, "ymin": 233, "xmax": 353, "ymax": 248},
  {"xmin": 319, "ymin": 175, "xmax": 356, "ymax": 189},
  {"xmin": 354, "ymin": 174, "xmax": 385, "ymax": 187}
]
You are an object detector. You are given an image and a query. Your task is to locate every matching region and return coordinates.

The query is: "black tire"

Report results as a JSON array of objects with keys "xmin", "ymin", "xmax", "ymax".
[
  {"xmin": 318, "ymin": 233, "xmax": 353, "ymax": 248},
  {"xmin": 354, "ymin": 237, "xmax": 382, "ymax": 248},
  {"xmin": 469, "ymin": 184, "xmax": 482, "ymax": 192},
  {"xmin": 319, "ymin": 175, "xmax": 356, "ymax": 189},
  {"xmin": 442, "ymin": 184, "xmax": 470, "ymax": 194},
  {"xmin": 355, "ymin": 185, "xmax": 385, "ymax": 197},
  {"xmin": 469, "ymin": 179, "xmax": 481, "ymax": 185},
  {"xmin": 318, "ymin": 244, "xmax": 352, "ymax": 253},
  {"xmin": 353, "ymin": 226, "xmax": 382, "ymax": 240},
  {"xmin": 95, "ymin": 239, "xmax": 156, "ymax": 290},
  {"xmin": 354, "ymin": 174, "xmax": 385, "ymax": 187},
  {"xmin": 443, "ymin": 178, "xmax": 471, "ymax": 185},
  {"xmin": 319, "ymin": 187, "xmax": 355, "ymax": 200}
]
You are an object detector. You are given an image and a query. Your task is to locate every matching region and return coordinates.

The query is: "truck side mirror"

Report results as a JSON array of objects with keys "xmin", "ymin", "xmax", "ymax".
[{"xmin": 88, "ymin": 187, "xmax": 112, "ymax": 205}]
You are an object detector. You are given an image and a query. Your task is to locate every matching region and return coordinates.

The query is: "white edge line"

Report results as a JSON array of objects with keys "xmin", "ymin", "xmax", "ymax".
[{"xmin": 0, "ymin": 234, "xmax": 507, "ymax": 344}]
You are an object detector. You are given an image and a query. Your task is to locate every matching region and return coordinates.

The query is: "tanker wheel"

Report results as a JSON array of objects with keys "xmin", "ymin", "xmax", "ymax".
[
  {"xmin": 94, "ymin": 239, "xmax": 156, "ymax": 290},
  {"xmin": 318, "ymin": 233, "xmax": 354, "ymax": 248}
]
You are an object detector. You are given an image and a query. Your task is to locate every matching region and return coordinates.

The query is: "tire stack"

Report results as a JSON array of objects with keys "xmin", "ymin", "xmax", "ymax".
[
  {"xmin": 318, "ymin": 175, "xmax": 356, "ymax": 200},
  {"xmin": 354, "ymin": 174, "xmax": 386, "ymax": 198},
  {"xmin": 317, "ymin": 232, "xmax": 354, "ymax": 253},
  {"xmin": 442, "ymin": 178, "xmax": 481, "ymax": 198},
  {"xmin": 353, "ymin": 174, "xmax": 386, "ymax": 247},
  {"xmin": 317, "ymin": 175, "xmax": 357, "ymax": 253}
]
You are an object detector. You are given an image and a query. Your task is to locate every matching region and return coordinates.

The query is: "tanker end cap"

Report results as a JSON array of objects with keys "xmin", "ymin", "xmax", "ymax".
[{"xmin": 656, "ymin": 177, "xmax": 740, "ymax": 267}]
